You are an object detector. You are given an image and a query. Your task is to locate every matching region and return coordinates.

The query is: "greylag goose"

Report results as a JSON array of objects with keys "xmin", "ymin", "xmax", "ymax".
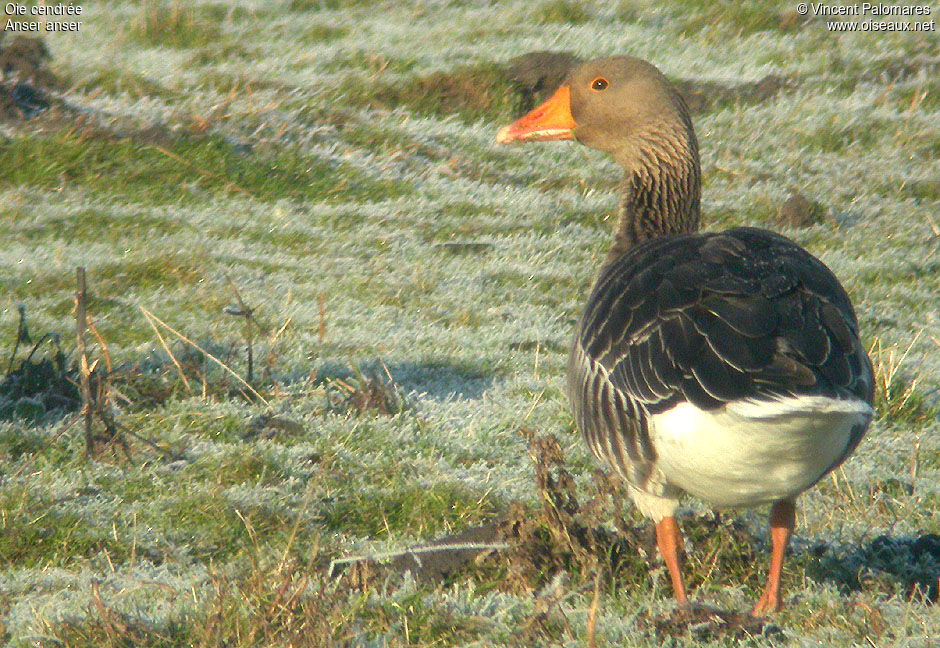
[{"xmin": 497, "ymin": 56, "xmax": 874, "ymax": 615}]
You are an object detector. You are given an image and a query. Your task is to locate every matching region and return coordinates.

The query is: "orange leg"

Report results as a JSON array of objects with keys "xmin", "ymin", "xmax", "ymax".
[
  {"xmin": 751, "ymin": 499, "xmax": 796, "ymax": 616},
  {"xmin": 655, "ymin": 516, "xmax": 689, "ymax": 607}
]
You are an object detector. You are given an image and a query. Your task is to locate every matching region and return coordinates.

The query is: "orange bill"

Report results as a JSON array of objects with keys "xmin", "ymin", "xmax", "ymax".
[{"xmin": 496, "ymin": 85, "xmax": 577, "ymax": 144}]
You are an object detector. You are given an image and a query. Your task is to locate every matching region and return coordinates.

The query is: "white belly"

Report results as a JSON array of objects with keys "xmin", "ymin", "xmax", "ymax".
[{"xmin": 650, "ymin": 395, "xmax": 872, "ymax": 508}]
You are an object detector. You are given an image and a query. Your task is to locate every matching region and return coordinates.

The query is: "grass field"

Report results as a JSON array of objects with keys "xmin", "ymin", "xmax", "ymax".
[{"xmin": 0, "ymin": 1, "xmax": 938, "ymax": 646}]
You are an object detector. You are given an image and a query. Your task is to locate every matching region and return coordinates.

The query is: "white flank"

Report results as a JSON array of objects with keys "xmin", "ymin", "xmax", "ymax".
[{"xmin": 650, "ymin": 395, "xmax": 873, "ymax": 508}]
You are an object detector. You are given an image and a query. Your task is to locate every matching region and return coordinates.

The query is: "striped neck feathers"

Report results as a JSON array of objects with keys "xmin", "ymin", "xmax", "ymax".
[{"xmin": 607, "ymin": 109, "xmax": 701, "ymax": 260}]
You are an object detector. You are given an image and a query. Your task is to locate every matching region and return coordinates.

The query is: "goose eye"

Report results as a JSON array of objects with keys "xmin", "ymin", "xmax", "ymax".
[{"xmin": 591, "ymin": 77, "xmax": 609, "ymax": 91}]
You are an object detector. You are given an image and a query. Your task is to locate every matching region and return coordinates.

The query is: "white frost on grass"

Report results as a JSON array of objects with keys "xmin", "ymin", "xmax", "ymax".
[{"xmin": 1, "ymin": 1, "xmax": 937, "ymax": 645}]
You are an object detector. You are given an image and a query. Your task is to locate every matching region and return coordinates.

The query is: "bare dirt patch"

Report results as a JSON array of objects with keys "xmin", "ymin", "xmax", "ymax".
[
  {"xmin": 813, "ymin": 532, "xmax": 940, "ymax": 604},
  {"xmin": 0, "ymin": 36, "xmax": 58, "ymax": 122},
  {"xmin": 774, "ymin": 189, "xmax": 826, "ymax": 228},
  {"xmin": 0, "ymin": 36, "xmax": 187, "ymax": 147},
  {"xmin": 638, "ymin": 603, "xmax": 782, "ymax": 641},
  {"xmin": 507, "ymin": 50, "xmax": 582, "ymax": 113},
  {"xmin": 672, "ymin": 74, "xmax": 791, "ymax": 115}
]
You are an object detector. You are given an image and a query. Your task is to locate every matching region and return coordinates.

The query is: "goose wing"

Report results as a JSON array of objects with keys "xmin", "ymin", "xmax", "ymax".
[{"xmin": 568, "ymin": 227, "xmax": 873, "ymax": 485}]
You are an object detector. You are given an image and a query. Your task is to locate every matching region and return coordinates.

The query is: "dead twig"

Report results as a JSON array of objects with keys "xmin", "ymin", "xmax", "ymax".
[
  {"xmin": 5, "ymin": 303, "xmax": 30, "ymax": 375},
  {"xmin": 87, "ymin": 317, "xmax": 113, "ymax": 374},
  {"xmin": 327, "ymin": 541, "xmax": 512, "ymax": 579},
  {"xmin": 74, "ymin": 268, "xmax": 130, "ymax": 460},
  {"xmin": 222, "ymin": 272, "xmax": 268, "ymax": 385},
  {"xmin": 140, "ymin": 307, "xmax": 193, "ymax": 396},
  {"xmin": 586, "ymin": 567, "xmax": 602, "ymax": 648},
  {"xmin": 75, "ymin": 268, "xmax": 95, "ymax": 455},
  {"xmin": 139, "ymin": 306, "xmax": 270, "ymax": 406}
]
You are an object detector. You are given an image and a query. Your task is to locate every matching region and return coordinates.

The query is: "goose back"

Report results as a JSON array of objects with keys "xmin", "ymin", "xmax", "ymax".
[{"xmin": 568, "ymin": 226, "xmax": 874, "ymax": 490}]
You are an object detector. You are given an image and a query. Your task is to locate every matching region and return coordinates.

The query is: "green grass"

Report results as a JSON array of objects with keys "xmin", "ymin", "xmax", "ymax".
[
  {"xmin": 302, "ymin": 23, "xmax": 348, "ymax": 43},
  {"xmin": 0, "ymin": 131, "xmax": 410, "ymax": 205},
  {"xmin": 288, "ymin": 0, "xmax": 374, "ymax": 10},
  {"xmin": 129, "ymin": 0, "xmax": 222, "ymax": 49},
  {"xmin": 0, "ymin": 487, "xmax": 131, "ymax": 568},
  {"xmin": 320, "ymin": 480, "xmax": 500, "ymax": 537},
  {"xmin": 66, "ymin": 67, "xmax": 178, "ymax": 101},
  {"xmin": 536, "ymin": 0, "xmax": 592, "ymax": 24},
  {"xmin": 680, "ymin": 1, "xmax": 789, "ymax": 36},
  {"xmin": 335, "ymin": 62, "xmax": 523, "ymax": 124}
]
